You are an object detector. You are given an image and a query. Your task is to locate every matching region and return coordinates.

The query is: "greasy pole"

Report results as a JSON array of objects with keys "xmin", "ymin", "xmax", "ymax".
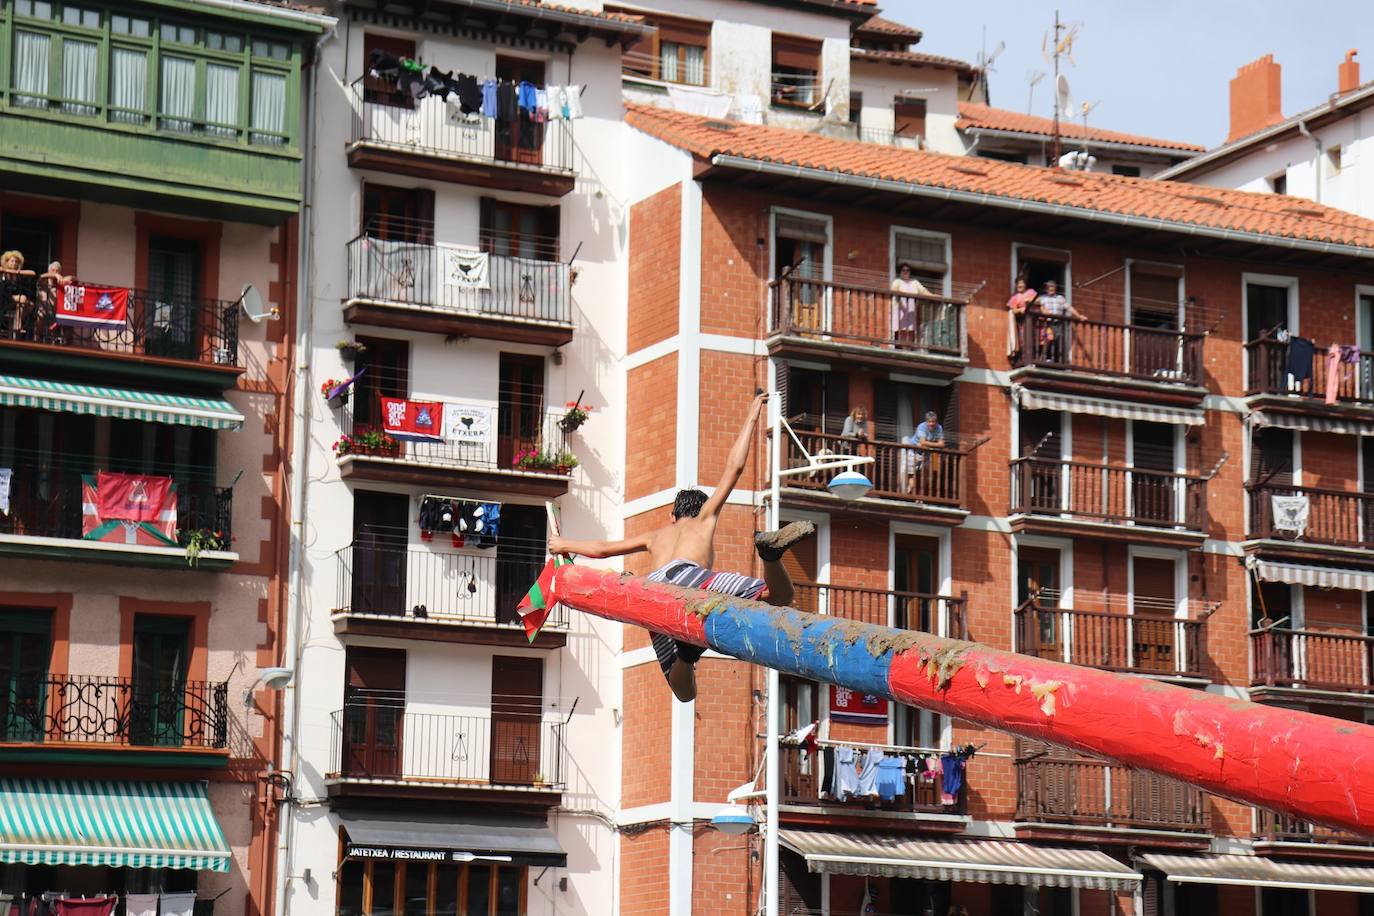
[{"xmin": 554, "ymin": 564, "xmax": 1374, "ymax": 836}]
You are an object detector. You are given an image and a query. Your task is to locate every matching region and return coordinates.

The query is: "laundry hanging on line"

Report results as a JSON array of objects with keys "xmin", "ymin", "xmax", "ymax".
[{"xmin": 365, "ymin": 50, "xmax": 586, "ymax": 123}]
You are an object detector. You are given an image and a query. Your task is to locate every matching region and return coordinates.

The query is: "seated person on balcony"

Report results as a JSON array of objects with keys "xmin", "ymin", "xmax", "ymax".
[
  {"xmin": 901, "ymin": 411, "xmax": 945, "ymax": 493},
  {"xmin": 1006, "ymin": 276, "xmax": 1037, "ymax": 358},
  {"xmin": 548, "ymin": 392, "xmax": 816, "ymax": 703},
  {"xmin": 0, "ymin": 251, "xmax": 36, "ymax": 338},
  {"xmin": 1034, "ymin": 279, "xmax": 1082, "ymax": 362},
  {"xmin": 35, "ymin": 262, "xmax": 72, "ymax": 342},
  {"xmin": 890, "ymin": 262, "xmax": 930, "ymax": 347}
]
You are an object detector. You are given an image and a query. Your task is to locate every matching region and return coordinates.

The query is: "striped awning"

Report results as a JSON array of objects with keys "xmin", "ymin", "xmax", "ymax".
[
  {"xmin": 0, "ymin": 779, "xmax": 230, "ymax": 871},
  {"xmin": 779, "ymin": 830, "xmax": 1140, "ymax": 891},
  {"xmin": 1013, "ymin": 386, "xmax": 1205, "ymax": 426},
  {"xmin": 1248, "ymin": 409, "xmax": 1374, "ymax": 437},
  {"xmin": 1142, "ymin": 853, "xmax": 1374, "ymax": 893},
  {"xmin": 1248, "ymin": 558, "xmax": 1374, "ymax": 592},
  {"xmin": 0, "ymin": 375, "xmax": 243, "ymax": 430}
]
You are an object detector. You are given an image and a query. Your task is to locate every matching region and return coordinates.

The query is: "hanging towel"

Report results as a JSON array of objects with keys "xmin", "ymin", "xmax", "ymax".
[
  {"xmin": 563, "ymin": 83, "xmax": 583, "ymax": 118},
  {"xmin": 57, "ymin": 899, "xmax": 116, "ymax": 916},
  {"xmin": 856, "ymin": 746, "xmax": 883, "ymax": 797},
  {"xmin": 124, "ymin": 897, "xmax": 158, "ymax": 916},
  {"xmin": 157, "ymin": 895, "xmax": 196, "ymax": 916},
  {"xmin": 833, "ymin": 747, "xmax": 859, "ymax": 801},
  {"xmin": 940, "ymin": 753, "xmax": 965, "ymax": 804},
  {"xmin": 1286, "ymin": 336, "xmax": 1315, "ymax": 389},
  {"xmin": 876, "ymin": 756, "xmax": 905, "ymax": 802},
  {"xmin": 480, "ymin": 78, "xmax": 498, "ymax": 117},
  {"xmin": 547, "ymin": 86, "xmax": 565, "ymax": 120},
  {"xmin": 534, "ymin": 87, "xmax": 548, "ymax": 122},
  {"xmin": 1327, "ymin": 343, "xmax": 1343, "ymax": 405},
  {"xmin": 517, "ymin": 80, "xmax": 537, "ymax": 113},
  {"xmin": 1272, "ymin": 494, "xmax": 1310, "ymax": 536}
]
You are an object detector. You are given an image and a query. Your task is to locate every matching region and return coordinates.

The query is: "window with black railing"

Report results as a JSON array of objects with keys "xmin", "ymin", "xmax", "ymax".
[
  {"xmin": 346, "ymin": 215, "xmax": 570, "ymax": 326},
  {"xmin": 0, "ymin": 420, "xmax": 232, "ymax": 550},
  {"xmin": 0, "ymin": 272, "xmax": 239, "ymax": 367}
]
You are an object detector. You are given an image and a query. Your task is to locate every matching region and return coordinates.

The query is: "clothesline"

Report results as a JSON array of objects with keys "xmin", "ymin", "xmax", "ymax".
[{"xmin": 813, "ymin": 737, "xmax": 1011, "ymax": 759}]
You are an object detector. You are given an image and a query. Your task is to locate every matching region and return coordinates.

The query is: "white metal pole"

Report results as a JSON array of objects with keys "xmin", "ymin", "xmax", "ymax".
[{"xmin": 764, "ymin": 366, "xmax": 781, "ymax": 916}]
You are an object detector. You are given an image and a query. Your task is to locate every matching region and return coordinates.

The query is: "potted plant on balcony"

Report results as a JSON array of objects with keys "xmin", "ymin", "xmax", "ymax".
[
  {"xmin": 184, "ymin": 528, "xmax": 227, "ymax": 568},
  {"xmin": 512, "ymin": 447, "xmax": 579, "ymax": 475},
  {"xmin": 336, "ymin": 339, "xmax": 367, "ymax": 363},
  {"xmin": 558, "ymin": 398, "xmax": 591, "ymax": 434},
  {"xmin": 335, "ymin": 426, "xmax": 400, "ymax": 458},
  {"xmin": 321, "ymin": 378, "xmax": 350, "ymax": 409}
]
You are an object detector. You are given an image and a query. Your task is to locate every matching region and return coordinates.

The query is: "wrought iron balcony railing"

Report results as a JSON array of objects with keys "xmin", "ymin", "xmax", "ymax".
[
  {"xmin": 0, "ymin": 280, "xmax": 240, "ymax": 368},
  {"xmin": 782, "ymin": 428, "xmax": 969, "ymax": 509},
  {"xmin": 345, "ymin": 233, "xmax": 570, "ymax": 326},
  {"xmin": 1246, "ymin": 336, "xmax": 1374, "ymax": 406},
  {"xmin": 1253, "ymin": 807, "xmax": 1374, "ymax": 846},
  {"xmin": 1247, "ymin": 482, "xmax": 1374, "ymax": 548},
  {"xmin": 768, "ymin": 276, "xmax": 966, "ymax": 359},
  {"xmin": 1013, "ymin": 597, "xmax": 1209, "ymax": 678},
  {"xmin": 328, "ymin": 703, "xmax": 566, "ymax": 789},
  {"xmin": 0, "ymin": 674, "xmax": 228, "ymax": 749},
  {"xmin": 791, "ymin": 581, "xmax": 966, "ymax": 638},
  {"xmin": 1012, "ymin": 313, "xmax": 1203, "ymax": 387},
  {"xmin": 334, "ymin": 544, "xmax": 568, "ymax": 630},
  {"xmin": 1010, "ymin": 457, "xmax": 1208, "ymax": 531},
  {"xmin": 349, "ymin": 79, "xmax": 575, "ymax": 174}
]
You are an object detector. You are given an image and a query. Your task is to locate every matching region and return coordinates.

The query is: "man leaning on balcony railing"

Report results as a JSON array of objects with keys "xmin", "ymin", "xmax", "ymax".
[{"xmin": 1033, "ymin": 279, "xmax": 1085, "ymax": 363}]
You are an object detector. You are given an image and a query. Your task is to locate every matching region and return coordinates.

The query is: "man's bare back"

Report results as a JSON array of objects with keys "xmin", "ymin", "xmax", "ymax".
[{"xmin": 642, "ymin": 514, "xmax": 717, "ymax": 571}]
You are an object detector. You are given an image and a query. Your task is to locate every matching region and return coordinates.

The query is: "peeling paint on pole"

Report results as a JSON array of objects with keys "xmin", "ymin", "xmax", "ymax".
[{"xmin": 554, "ymin": 564, "xmax": 1374, "ymax": 837}]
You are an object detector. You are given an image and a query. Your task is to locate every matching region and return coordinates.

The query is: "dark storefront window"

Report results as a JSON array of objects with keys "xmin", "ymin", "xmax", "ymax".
[{"xmin": 335, "ymin": 859, "xmax": 528, "ymax": 916}]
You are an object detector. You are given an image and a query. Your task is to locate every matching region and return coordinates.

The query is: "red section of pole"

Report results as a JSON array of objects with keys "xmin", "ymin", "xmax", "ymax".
[{"xmin": 554, "ymin": 565, "xmax": 1374, "ymax": 836}]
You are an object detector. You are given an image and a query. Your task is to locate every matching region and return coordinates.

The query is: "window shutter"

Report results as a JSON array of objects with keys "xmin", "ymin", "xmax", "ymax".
[
  {"xmin": 775, "ymin": 214, "xmax": 829, "ymax": 244},
  {"xmin": 771, "ymin": 35, "xmax": 821, "ymax": 71}
]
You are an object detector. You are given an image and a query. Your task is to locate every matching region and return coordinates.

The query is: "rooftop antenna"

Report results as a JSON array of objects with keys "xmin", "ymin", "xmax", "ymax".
[
  {"xmin": 1042, "ymin": 9, "xmax": 1080, "ymax": 163},
  {"xmin": 971, "ymin": 27, "xmax": 1004, "ymax": 102},
  {"xmin": 1079, "ymin": 99, "xmax": 1101, "ymax": 152},
  {"xmin": 1026, "ymin": 70, "xmax": 1046, "ymax": 114}
]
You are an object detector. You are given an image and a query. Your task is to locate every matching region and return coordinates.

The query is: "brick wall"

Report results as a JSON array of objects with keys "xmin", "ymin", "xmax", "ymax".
[{"xmin": 628, "ymin": 183, "xmax": 682, "ymax": 353}]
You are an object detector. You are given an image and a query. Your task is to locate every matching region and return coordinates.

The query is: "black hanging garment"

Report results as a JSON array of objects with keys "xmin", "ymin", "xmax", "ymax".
[
  {"xmin": 456, "ymin": 73, "xmax": 482, "ymax": 113},
  {"xmin": 1286, "ymin": 336, "xmax": 1316, "ymax": 389}
]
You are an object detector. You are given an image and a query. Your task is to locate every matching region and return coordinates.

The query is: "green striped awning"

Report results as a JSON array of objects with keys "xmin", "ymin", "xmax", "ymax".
[
  {"xmin": 0, "ymin": 779, "xmax": 231, "ymax": 871},
  {"xmin": 0, "ymin": 375, "xmax": 243, "ymax": 430}
]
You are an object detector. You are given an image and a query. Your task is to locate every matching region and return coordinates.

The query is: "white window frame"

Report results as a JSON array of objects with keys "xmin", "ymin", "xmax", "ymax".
[
  {"xmin": 1127, "ymin": 545, "xmax": 1188, "ymax": 673},
  {"xmin": 1012, "ymin": 533, "xmax": 1075, "ymax": 666},
  {"xmin": 768, "ymin": 205, "xmax": 834, "ymax": 332},
  {"xmin": 889, "ymin": 225, "xmax": 952, "ymax": 297}
]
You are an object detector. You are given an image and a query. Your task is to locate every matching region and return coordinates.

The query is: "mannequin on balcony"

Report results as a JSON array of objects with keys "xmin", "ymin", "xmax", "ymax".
[{"xmin": 548, "ymin": 392, "xmax": 816, "ymax": 702}]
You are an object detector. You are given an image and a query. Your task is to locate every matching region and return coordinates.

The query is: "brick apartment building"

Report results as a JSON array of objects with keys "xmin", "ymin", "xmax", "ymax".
[{"xmin": 617, "ymin": 103, "xmax": 1374, "ymax": 915}]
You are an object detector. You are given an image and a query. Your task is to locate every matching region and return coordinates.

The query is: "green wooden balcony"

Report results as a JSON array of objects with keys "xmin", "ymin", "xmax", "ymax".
[{"xmin": 0, "ymin": 1, "xmax": 322, "ymax": 222}]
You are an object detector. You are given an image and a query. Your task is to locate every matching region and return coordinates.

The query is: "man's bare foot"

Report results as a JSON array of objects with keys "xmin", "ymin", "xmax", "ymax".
[
  {"xmin": 667, "ymin": 658, "xmax": 697, "ymax": 703},
  {"xmin": 755, "ymin": 520, "xmax": 817, "ymax": 562}
]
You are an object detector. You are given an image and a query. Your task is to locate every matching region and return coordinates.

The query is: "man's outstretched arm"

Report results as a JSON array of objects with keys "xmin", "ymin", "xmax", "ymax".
[
  {"xmin": 700, "ymin": 392, "xmax": 768, "ymax": 518},
  {"xmin": 548, "ymin": 533, "xmax": 651, "ymax": 559}
]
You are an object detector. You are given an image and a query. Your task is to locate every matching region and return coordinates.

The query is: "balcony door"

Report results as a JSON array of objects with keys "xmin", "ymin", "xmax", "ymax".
[
  {"xmin": 352, "ymin": 490, "xmax": 409, "ymax": 615},
  {"xmin": 146, "ymin": 235, "xmax": 201, "ymax": 362},
  {"xmin": 1130, "ymin": 420, "xmax": 1178, "ymax": 525},
  {"xmin": 0, "ymin": 610, "xmax": 51, "ymax": 743},
  {"xmin": 352, "ymin": 336, "xmax": 409, "ymax": 430},
  {"xmin": 497, "ymin": 353, "xmax": 545, "ymax": 468},
  {"xmin": 494, "ymin": 56, "xmax": 545, "ymax": 165},
  {"xmin": 131, "ymin": 615, "xmax": 190, "ymax": 746},
  {"xmin": 1131, "ymin": 555, "xmax": 1178, "ymax": 674},
  {"xmin": 362, "ymin": 184, "xmax": 434, "ymax": 244},
  {"xmin": 893, "ymin": 534, "xmax": 939, "ymax": 633},
  {"xmin": 1018, "ymin": 545, "xmax": 1061, "ymax": 661},
  {"xmin": 1019, "ymin": 409, "xmax": 1063, "ymax": 512},
  {"xmin": 343, "ymin": 646, "xmax": 406, "ymax": 778},
  {"xmin": 772, "ymin": 211, "xmax": 830, "ymax": 335},
  {"xmin": 495, "ymin": 504, "xmax": 546, "ymax": 625},
  {"xmin": 490, "ymin": 656, "xmax": 542, "ymax": 785},
  {"xmin": 1128, "ymin": 262, "xmax": 1184, "ymax": 378}
]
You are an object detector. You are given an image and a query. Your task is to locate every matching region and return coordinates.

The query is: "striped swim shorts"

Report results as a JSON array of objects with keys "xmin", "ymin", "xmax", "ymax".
[{"xmin": 647, "ymin": 559, "xmax": 767, "ymax": 679}]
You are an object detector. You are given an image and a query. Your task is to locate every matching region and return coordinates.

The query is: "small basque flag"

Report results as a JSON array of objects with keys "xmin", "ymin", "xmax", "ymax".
[{"xmin": 517, "ymin": 556, "xmax": 571, "ymax": 641}]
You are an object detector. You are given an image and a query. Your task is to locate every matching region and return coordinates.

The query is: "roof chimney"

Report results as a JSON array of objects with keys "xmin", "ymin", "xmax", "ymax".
[
  {"xmin": 1339, "ymin": 49, "xmax": 1360, "ymax": 95},
  {"xmin": 1228, "ymin": 54, "xmax": 1284, "ymax": 143}
]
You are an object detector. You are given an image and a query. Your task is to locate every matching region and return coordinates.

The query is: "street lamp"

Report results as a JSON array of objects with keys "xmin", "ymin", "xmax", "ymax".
[{"xmin": 764, "ymin": 411, "xmax": 875, "ymax": 915}]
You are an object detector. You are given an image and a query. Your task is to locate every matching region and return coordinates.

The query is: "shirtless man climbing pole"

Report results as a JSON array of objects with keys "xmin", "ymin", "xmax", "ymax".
[{"xmin": 548, "ymin": 392, "xmax": 815, "ymax": 702}]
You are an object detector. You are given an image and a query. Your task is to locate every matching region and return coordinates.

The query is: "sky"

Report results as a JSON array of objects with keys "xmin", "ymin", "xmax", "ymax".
[{"xmin": 881, "ymin": 0, "xmax": 1373, "ymax": 148}]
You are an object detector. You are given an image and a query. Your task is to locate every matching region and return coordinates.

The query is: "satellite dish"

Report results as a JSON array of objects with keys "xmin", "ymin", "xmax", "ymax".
[
  {"xmin": 237, "ymin": 283, "xmax": 278, "ymax": 323},
  {"xmin": 1055, "ymin": 73, "xmax": 1074, "ymax": 119}
]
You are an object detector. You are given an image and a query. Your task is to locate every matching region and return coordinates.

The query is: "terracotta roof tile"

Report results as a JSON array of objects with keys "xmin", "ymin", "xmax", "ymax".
[
  {"xmin": 624, "ymin": 104, "xmax": 1374, "ymax": 253},
  {"xmin": 957, "ymin": 103, "xmax": 1204, "ymax": 153},
  {"xmin": 856, "ymin": 14, "xmax": 923, "ymax": 41},
  {"xmin": 851, "ymin": 47, "xmax": 974, "ymax": 72}
]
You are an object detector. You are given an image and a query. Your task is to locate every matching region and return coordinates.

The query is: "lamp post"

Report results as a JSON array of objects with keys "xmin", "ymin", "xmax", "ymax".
[{"xmin": 762, "ymin": 397, "xmax": 873, "ymax": 916}]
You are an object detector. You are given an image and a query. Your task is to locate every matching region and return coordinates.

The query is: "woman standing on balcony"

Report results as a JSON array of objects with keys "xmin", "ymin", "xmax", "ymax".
[
  {"xmin": 890, "ymin": 262, "xmax": 930, "ymax": 348},
  {"xmin": 1006, "ymin": 276, "xmax": 1036, "ymax": 358}
]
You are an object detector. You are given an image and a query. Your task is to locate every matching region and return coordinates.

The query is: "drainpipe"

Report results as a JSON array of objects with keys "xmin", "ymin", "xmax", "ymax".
[
  {"xmin": 273, "ymin": 23, "xmax": 329, "ymax": 916},
  {"xmin": 1297, "ymin": 119, "xmax": 1322, "ymax": 203}
]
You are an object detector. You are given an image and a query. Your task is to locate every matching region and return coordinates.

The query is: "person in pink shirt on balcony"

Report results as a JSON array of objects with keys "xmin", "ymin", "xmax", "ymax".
[
  {"xmin": 890, "ymin": 262, "xmax": 930, "ymax": 348},
  {"xmin": 1006, "ymin": 276, "xmax": 1037, "ymax": 358}
]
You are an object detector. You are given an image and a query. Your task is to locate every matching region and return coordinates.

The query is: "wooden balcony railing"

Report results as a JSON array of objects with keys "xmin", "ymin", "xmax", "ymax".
[
  {"xmin": 792, "ymin": 582, "xmax": 967, "ymax": 638},
  {"xmin": 1246, "ymin": 336, "xmax": 1374, "ymax": 406},
  {"xmin": 1014, "ymin": 600, "xmax": 1207, "ymax": 677},
  {"xmin": 1010, "ymin": 457, "xmax": 1207, "ymax": 531},
  {"xmin": 1250, "ymin": 626, "xmax": 1374, "ymax": 694},
  {"xmin": 769, "ymin": 276, "xmax": 966, "ymax": 359},
  {"xmin": 784, "ymin": 429, "xmax": 967, "ymax": 508},
  {"xmin": 1016, "ymin": 753, "xmax": 1210, "ymax": 833},
  {"xmin": 1013, "ymin": 313, "xmax": 1203, "ymax": 387},
  {"xmin": 1254, "ymin": 808, "xmax": 1374, "ymax": 846},
  {"xmin": 781, "ymin": 742, "xmax": 963, "ymax": 814},
  {"xmin": 1247, "ymin": 483, "xmax": 1374, "ymax": 548}
]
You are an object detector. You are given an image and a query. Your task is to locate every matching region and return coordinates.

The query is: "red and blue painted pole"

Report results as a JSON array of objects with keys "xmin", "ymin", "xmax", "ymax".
[{"xmin": 551, "ymin": 564, "xmax": 1374, "ymax": 836}]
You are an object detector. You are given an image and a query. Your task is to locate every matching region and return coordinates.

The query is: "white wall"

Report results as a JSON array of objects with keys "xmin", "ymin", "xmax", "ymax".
[
  {"xmin": 287, "ymin": 15, "xmax": 629, "ymax": 916},
  {"xmin": 850, "ymin": 58, "xmax": 962, "ymax": 154}
]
